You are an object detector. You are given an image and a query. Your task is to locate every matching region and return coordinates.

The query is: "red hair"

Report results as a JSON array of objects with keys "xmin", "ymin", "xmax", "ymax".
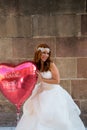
[{"xmin": 33, "ymin": 43, "xmax": 52, "ymax": 71}]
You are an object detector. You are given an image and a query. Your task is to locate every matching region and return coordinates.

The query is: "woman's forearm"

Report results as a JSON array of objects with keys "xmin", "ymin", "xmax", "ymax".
[{"xmin": 42, "ymin": 78, "xmax": 60, "ymax": 84}]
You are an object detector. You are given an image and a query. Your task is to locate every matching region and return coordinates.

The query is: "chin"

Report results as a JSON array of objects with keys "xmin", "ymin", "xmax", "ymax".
[{"xmin": 42, "ymin": 59, "xmax": 47, "ymax": 62}]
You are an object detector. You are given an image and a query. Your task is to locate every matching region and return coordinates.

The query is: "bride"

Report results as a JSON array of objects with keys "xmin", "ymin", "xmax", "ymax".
[{"xmin": 15, "ymin": 43, "xmax": 85, "ymax": 130}]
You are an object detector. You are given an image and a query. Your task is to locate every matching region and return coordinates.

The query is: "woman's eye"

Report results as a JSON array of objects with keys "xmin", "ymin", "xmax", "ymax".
[
  {"xmin": 42, "ymin": 52, "xmax": 46, "ymax": 54},
  {"xmin": 42, "ymin": 52, "xmax": 49, "ymax": 55}
]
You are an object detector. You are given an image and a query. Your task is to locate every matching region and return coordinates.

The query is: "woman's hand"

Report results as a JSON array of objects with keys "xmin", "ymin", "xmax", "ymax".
[{"xmin": 36, "ymin": 71, "xmax": 43, "ymax": 83}]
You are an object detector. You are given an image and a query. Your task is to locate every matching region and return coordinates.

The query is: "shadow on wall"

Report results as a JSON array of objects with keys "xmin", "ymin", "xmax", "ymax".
[{"xmin": 0, "ymin": 0, "xmax": 85, "ymax": 15}]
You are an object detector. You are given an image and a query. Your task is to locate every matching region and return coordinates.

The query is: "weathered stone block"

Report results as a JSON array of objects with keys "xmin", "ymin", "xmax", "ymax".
[
  {"xmin": 0, "ymin": 101, "xmax": 16, "ymax": 113},
  {"xmin": 0, "ymin": 0, "xmax": 85, "ymax": 15},
  {"xmin": 32, "ymin": 15, "xmax": 56, "ymax": 36},
  {"xmin": 0, "ymin": 16, "xmax": 7, "ymax": 37},
  {"xmin": 81, "ymin": 114, "xmax": 87, "ymax": 127},
  {"xmin": 32, "ymin": 14, "xmax": 81, "ymax": 37},
  {"xmin": 71, "ymin": 80, "xmax": 87, "ymax": 99},
  {"xmin": 6, "ymin": 16, "xmax": 32, "ymax": 37},
  {"xmin": 49, "ymin": 0, "xmax": 85, "ymax": 14},
  {"xmin": 0, "ymin": 15, "xmax": 32, "ymax": 38},
  {"xmin": 0, "ymin": 38, "xmax": 13, "ymax": 59},
  {"xmin": 0, "ymin": 92, "xmax": 8, "ymax": 102},
  {"xmin": 16, "ymin": 0, "xmax": 85, "ymax": 15},
  {"xmin": 6, "ymin": 16, "xmax": 17, "ymax": 37},
  {"xmin": 56, "ymin": 37, "xmax": 87, "ymax": 57},
  {"xmin": 55, "ymin": 14, "xmax": 81, "ymax": 37},
  {"xmin": 81, "ymin": 15, "xmax": 87, "ymax": 35},
  {"xmin": 0, "ymin": 0, "xmax": 17, "ymax": 15},
  {"xmin": 55, "ymin": 58, "xmax": 77, "ymax": 78},
  {"xmin": 60, "ymin": 80, "xmax": 71, "ymax": 94},
  {"xmin": 12, "ymin": 37, "xmax": 56, "ymax": 59},
  {"xmin": 81, "ymin": 101, "xmax": 87, "ymax": 114},
  {"xmin": 77, "ymin": 58, "xmax": 87, "ymax": 78},
  {"xmin": 0, "ymin": 113, "xmax": 16, "ymax": 126}
]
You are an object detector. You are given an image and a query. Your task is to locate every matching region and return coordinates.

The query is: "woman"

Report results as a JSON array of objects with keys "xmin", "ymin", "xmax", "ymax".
[{"xmin": 15, "ymin": 43, "xmax": 85, "ymax": 130}]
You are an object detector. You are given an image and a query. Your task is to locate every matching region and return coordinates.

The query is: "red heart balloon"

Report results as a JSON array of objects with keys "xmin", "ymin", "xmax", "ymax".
[{"xmin": 0, "ymin": 62, "xmax": 37, "ymax": 111}]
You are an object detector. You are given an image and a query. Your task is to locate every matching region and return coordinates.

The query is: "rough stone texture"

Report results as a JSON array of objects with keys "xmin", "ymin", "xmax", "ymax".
[
  {"xmin": 0, "ymin": 0, "xmax": 17, "ymax": 16},
  {"xmin": 81, "ymin": 114, "xmax": 87, "ymax": 127},
  {"xmin": 12, "ymin": 38, "xmax": 56, "ymax": 59},
  {"xmin": 32, "ymin": 15, "xmax": 56, "ymax": 36},
  {"xmin": 32, "ymin": 14, "xmax": 81, "ymax": 37},
  {"xmin": 0, "ymin": 38, "xmax": 13, "ymax": 60},
  {"xmin": 1, "ymin": 0, "xmax": 85, "ymax": 15},
  {"xmin": 0, "ymin": 93, "xmax": 17, "ymax": 126},
  {"xmin": 0, "ymin": 113, "xmax": 16, "ymax": 126},
  {"xmin": 55, "ymin": 58, "xmax": 77, "ymax": 79},
  {"xmin": 71, "ymin": 80, "xmax": 87, "ymax": 126},
  {"xmin": 0, "ymin": 14, "xmax": 81, "ymax": 37},
  {"xmin": 56, "ymin": 37, "xmax": 87, "ymax": 57},
  {"xmin": 81, "ymin": 101, "xmax": 87, "ymax": 114},
  {"xmin": 0, "ymin": 0, "xmax": 85, "ymax": 16},
  {"xmin": 0, "ymin": 101, "xmax": 16, "ymax": 113},
  {"xmin": 6, "ymin": 16, "xmax": 32, "ymax": 37},
  {"xmin": 0, "ymin": 16, "xmax": 7, "ymax": 37},
  {"xmin": 55, "ymin": 14, "xmax": 81, "ymax": 37},
  {"xmin": 71, "ymin": 80, "xmax": 87, "ymax": 99},
  {"xmin": 81, "ymin": 100, "xmax": 87, "ymax": 127},
  {"xmin": 77, "ymin": 58, "xmax": 87, "ymax": 78},
  {"xmin": 0, "ymin": 16, "xmax": 32, "ymax": 37},
  {"xmin": 60, "ymin": 80, "xmax": 71, "ymax": 94},
  {"xmin": 81, "ymin": 14, "xmax": 87, "ymax": 35},
  {"xmin": 0, "ymin": 0, "xmax": 87, "ymax": 127}
]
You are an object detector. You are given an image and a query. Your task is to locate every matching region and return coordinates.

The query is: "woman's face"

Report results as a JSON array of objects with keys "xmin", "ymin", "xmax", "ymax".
[{"xmin": 40, "ymin": 51, "xmax": 49, "ymax": 62}]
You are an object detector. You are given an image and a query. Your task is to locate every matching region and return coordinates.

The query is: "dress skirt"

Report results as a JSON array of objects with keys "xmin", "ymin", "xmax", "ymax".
[{"xmin": 15, "ymin": 82, "xmax": 85, "ymax": 130}]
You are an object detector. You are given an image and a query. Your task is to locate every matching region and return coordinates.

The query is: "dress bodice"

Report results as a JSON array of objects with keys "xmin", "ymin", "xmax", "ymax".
[{"xmin": 40, "ymin": 71, "xmax": 52, "ymax": 79}]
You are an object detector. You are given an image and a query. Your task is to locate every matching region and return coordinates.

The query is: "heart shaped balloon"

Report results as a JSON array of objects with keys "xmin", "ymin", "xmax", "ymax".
[{"xmin": 0, "ymin": 61, "xmax": 37, "ymax": 111}]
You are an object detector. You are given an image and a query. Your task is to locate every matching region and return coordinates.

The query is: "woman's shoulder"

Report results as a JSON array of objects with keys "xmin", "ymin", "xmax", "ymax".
[
  {"xmin": 50, "ymin": 62, "xmax": 59, "ymax": 73},
  {"xmin": 50, "ymin": 62, "xmax": 56, "ymax": 68}
]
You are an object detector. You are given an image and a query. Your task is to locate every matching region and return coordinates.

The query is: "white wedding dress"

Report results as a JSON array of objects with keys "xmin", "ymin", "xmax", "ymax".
[{"xmin": 15, "ymin": 71, "xmax": 85, "ymax": 130}]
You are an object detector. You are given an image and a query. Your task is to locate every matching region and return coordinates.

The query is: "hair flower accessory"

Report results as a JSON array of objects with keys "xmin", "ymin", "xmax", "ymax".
[{"xmin": 37, "ymin": 47, "xmax": 50, "ymax": 53}]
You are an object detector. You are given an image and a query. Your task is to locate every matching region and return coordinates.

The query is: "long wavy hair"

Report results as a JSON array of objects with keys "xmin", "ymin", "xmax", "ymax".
[{"xmin": 33, "ymin": 43, "xmax": 52, "ymax": 71}]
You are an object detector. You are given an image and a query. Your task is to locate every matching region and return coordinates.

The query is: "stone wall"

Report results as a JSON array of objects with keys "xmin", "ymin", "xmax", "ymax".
[{"xmin": 0, "ymin": 0, "xmax": 87, "ymax": 127}]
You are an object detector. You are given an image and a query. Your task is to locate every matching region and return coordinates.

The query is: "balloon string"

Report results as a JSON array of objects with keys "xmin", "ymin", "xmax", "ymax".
[{"xmin": 16, "ymin": 107, "xmax": 20, "ymax": 124}]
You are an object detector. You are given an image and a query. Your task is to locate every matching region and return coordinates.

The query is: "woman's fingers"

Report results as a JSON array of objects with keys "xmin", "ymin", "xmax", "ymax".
[{"xmin": 36, "ymin": 70, "xmax": 43, "ymax": 82}]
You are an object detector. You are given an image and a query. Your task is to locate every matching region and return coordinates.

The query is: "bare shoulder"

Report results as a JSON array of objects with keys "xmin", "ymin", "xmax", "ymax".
[
  {"xmin": 50, "ymin": 62, "xmax": 58, "ymax": 71},
  {"xmin": 50, "ymin": 62, "xmax": 57, "ymax": 68}
]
